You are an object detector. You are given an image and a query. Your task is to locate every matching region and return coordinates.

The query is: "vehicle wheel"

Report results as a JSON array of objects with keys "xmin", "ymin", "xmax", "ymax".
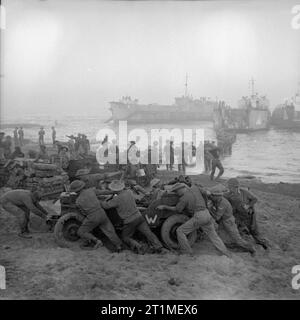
[
  {"xmin": 54, "ymin": 212, "xmax": 85, "ymax": 248},
  {"xmin": 160, "ymin": 214, "xmax": 197, "ymax": 249}
]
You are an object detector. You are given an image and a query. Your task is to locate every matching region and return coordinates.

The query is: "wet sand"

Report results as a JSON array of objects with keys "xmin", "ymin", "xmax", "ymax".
[{"xmin": 0, "ymin": 169, "xmax": 299, "ymax": 299}]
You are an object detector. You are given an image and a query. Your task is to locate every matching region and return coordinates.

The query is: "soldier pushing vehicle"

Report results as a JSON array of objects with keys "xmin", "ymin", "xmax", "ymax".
[
  {"xmin": 68, "ymin": 180, "xmax": 123, "ymax": 251},
  {"xmin": 0, "ymin": 189, "xmax": 49, "ymax": 238}
]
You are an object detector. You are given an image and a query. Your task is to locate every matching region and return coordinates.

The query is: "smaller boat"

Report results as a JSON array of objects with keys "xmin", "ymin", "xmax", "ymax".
[
  {"xmin": 271, "ymin": 85, "xmax": 300, "ymax": 130},
  {"xmin": 214, "ymin": 79, "xmax": 271, "ymax": 133}
]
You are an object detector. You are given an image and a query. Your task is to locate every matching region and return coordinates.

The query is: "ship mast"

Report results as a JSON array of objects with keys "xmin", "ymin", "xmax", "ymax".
[
  {"xmin": 249, "ymin": 77, "xmax": 255, "ymax": 96},
  {"xmin": 185, "ymin": 73, "xmax": 188, "ymax": 97}
]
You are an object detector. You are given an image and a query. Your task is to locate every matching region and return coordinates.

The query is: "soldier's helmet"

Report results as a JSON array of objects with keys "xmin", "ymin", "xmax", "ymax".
[
  {"xmin": 170, "ymin": 183, "xmax": 186, "ymax": 193},
  {"xmin": 108, "ymin": 180, "xmax": 125, "ymax": 192},
  {"xmin": 227, "ymin": 178, "xmax": 240, "ymax": 188},
  {"xmin": 69, "ymin": 180, "xmax": 86, "ymax": 193}
]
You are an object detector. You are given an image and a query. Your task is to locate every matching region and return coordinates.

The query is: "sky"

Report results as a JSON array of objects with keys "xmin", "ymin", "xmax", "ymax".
[{"xmin": 1, "ymin": 0, "xmax": 300, "ymax": 121}]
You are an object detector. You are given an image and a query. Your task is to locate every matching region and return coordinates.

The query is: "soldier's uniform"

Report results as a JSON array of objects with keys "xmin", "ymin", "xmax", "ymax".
[
  {"xmin": 175, "ymin": 184, "xmax": 229, "ymax": 256},
  {"xmin": 102, "ymin": 183, "xmax": 164, "ymax": 253},
  {"xmin": 210, "ymin": 197, "xmax": 255, "ymax": 253},
  {"xmin": 0, "ymin": 189, "xmax": 48, "ymax": 237},
  {"xmin": 224, "ymin": 188, "xmax": 268, "ymax": 249},
  {"xmin": 75, "ymin": 186, "xmax": 122, "ymax": 249}
]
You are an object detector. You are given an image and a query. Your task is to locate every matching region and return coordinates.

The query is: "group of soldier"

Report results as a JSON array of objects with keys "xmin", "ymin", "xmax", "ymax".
[
  {"xmin": 13, "ymin": 127, "xmax": 25, "ymax": 147},
  {"xmin": 0, "ymin": 163, "xmax": 268, "ymax": 257},
  {"xmin": 0, "ymin": 127, "xmax": 268, "ymax": 257}
]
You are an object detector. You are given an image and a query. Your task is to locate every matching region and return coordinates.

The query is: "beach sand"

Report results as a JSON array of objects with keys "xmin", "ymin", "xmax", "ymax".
[{"xmin": 0, "ymin": 167, "xmax": 299, "ymax": 299}]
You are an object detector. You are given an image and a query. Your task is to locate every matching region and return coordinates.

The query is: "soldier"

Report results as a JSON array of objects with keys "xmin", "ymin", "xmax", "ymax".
[
  {"xmin": 101, "ymin": 180, "xmax": 166, "ymax": 254},
  {"xmin": 209, "ymin": 185, "xmax": 256, "ymax": 255},
  {"xmin": 13, "ymin": 127, "xmax": 19, "ymax": 147},
  {"xmin": 18, "ymin": 127, "xmax": 24, "ymax": 146},
  {"xmin": 208, "ymin": 142, "xmax": 224, "ymax": 181},
  {"xmin": 204, "ymin": 141, "xmax": 212, "ymax": 173},
  {"xmin": 58, "ymin": 146, "xmax": 69, "ymax": 170},
  {"xmin": 157, "ymin": 183, "xmax": 231, "ymax": 257},
  {"xmin": 0, "ymin": 132, "xmax": 5, "ymax": 160},
  {"xmin": 51, "ymin": 127, "xmax": 56, "ymax": 145},
  {"xmin": 69, "ymin": 180, "xmax": 123, "ymax": 251},
  {"xmin": 224, "ymin": 178, "xmax": 268, "ymax": 249},
  {"xmin": 81, "ymin": 134, "xmax": 90, "ymax": 155},
  {"xmin": 163, "ymin": 140, "xmax": 171, "ymax": 171},
  {"xmin": 0, "ymin": 189, "xmax": 49, "ymax": 238}
]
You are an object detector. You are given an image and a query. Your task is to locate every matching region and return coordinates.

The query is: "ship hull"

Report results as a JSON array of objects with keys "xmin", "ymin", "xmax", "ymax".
[
  {"xmin": 271, "ymin": 105, "xmax": 300, "ymax": 130},
  {"xmin": 114, "ymin": 111, "xmax": 214, "ymax": 123},
  {"xmin": 271, "ymin": 119, "xmax": 300, "ymax": 130},
  {"xmin": 214, "ymin": 108, "xmax": 271, "ymax": 132},
  {"xmin": 109, "ymin": 101, "xmax": 217, "ymax": 123}
]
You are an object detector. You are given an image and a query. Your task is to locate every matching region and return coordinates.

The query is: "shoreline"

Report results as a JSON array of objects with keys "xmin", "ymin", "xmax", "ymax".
[{"xmin": 4, "ymin": 139, "xmax": 300, "ymax": 193}]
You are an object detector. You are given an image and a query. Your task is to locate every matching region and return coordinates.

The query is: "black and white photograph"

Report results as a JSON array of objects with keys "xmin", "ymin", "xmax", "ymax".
[{"xmin": 0, "ymin": 0, "xmax": 300, "ymax": 303}]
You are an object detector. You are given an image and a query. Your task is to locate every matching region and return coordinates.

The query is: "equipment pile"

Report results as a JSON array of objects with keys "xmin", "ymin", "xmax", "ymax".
[{"xmin": 0, "ymin": 159, "xmax": 69, "ymax": 198}]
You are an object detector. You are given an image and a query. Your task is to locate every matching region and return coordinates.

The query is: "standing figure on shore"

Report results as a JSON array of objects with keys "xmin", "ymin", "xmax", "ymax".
[
  {"xmin": 18, "ymin": 127, "xmax": 24, "ymax": 146},
  {"xmin": 82, "ymin": 134, "xmax": 90, "ymax": 155},
  {"xmin": 51, "ymin": 126, "xmax": 56, "ymax": 146},
  {"xmin": 13, "ymin": 127, "xmax": 19, "ymax": 147},
  {"xmin": 58, "ymin": 146, "xmax": 70, "ymax": 170},
  {"xmin": 150, "ymin": 141, "xmax": 159, "ymax": 167},
  {"xmin": 163, "ymin": 140, "xmax": 171, "ymax": 170},
  {"xmin": 169, "ymin": 140, "xmax": 174, "ymax": 171},
  {"xmin": 38, "ymin": 127, "xmax": 45, "ymax": 146},
  {"xmin": 204, "ymin": 141, "xmax": 213, "ymax": 173},
  {"xmin": 208, "ymin": 141, "xmax": 224, "ymax": 181},
  {"xmin": 0, "ymin": 132, "xmax": 5, "ymax": 160}
]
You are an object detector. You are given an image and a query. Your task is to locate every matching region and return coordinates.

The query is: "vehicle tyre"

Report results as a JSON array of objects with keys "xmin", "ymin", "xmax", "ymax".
[
  {"xmin": 54, "ymin": 212, "xmax": 85, "ymax": 248},
  {"xmin": 160, "ymin": 214, "xmax": 197, "ymax": 249}
]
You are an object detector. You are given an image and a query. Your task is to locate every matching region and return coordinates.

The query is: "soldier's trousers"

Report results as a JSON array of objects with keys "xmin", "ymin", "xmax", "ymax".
[
  {"xmin": 122, "ymin": 216, "xmax": 163, "ymax": 251},
  {"xmin": 1, "ymin": 202, "xmax": 30, "ymax": 233},
  {"xmin": 176, "ymin": 209, "xmax": 229, "ymax": 255},
  {"xmin": 247, "ymin": 211, "xmax": 268, "ymax": 248},
  {"xmin": 221, "ymin": 216, "xmax": 254, "ymax": 252},
  {"xmin": 78, "ymin": 211, "xmax": 122, "ymax": 248},
  {"xmin": 210, "ymin": 159, "xmax": 224, "ymax": 180},
  {"xmin": 235, "ymin": 209, "xmax": 268, "ymax": 248}
]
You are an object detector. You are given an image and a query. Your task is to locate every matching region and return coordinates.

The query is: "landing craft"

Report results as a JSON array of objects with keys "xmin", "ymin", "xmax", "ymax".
[
  {"xmin": 214, "ymin": 78, "xmax": 271, "ymax": 133},
  {"xmin": 271, "ymin": 83, "xmax": 300, "ymax": 130},
  {"xmin": 106, "ymin": 76, "xmax": 223, "ymax": 124},
  {"xmin": 108, "ymin": 95, "xmax": 221, "ymax": 124}
]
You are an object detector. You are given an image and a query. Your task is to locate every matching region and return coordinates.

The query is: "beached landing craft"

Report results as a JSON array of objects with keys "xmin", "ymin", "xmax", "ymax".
[
  {"xmin": 106, "ymin": 95, "xmax": 221, "ymax": 124},
  {"xmin": 271, "ymin": 84, "xmax": 300, "ymax": 130},
  {"xmin": 105, "ymin": 75, "xmax": 222, "ymax": 124},
  {"xmin": 214, "ymin": 79, "xmax": 271, "ymax": 133}
]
